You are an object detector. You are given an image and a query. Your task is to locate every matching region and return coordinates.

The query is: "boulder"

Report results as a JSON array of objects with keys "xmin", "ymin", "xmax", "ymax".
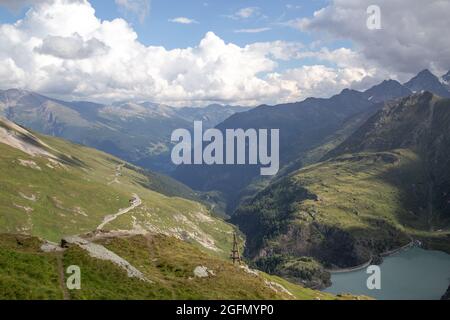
[{"xmin": 193, "ymin": 266, "xmax": 215, "ymax": 278}]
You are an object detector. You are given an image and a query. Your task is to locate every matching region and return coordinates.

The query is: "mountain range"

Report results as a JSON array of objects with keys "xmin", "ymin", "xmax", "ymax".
[
  {"xmin": 1, "ymin": 68, "xmax": 450, "ymax": 299},
  {"xmin": 232, "ymin": 92, "xmax": 450, "ymax": 287},
  {"xmin": 174, "ymin": 69, "xmax": 450, "ymax": 213},
  {"xmin": 0, "ymin": 90, "xmax": 250, "ymax": 174}
]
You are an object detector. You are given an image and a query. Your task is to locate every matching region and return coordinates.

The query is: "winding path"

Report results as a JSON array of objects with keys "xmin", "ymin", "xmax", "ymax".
[{"xmin": 96, "ymin": 193, "xmax": 141, "ymax": 231}]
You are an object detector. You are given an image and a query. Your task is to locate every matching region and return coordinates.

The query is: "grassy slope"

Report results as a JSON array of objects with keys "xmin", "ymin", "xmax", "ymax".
[
  {"xmin": 0, "ymin": 234, "xmax": 62, "ymax": 300},
  {"xmin": 0, "ymin": 233, "xmax": 358, "ymax": 300},
  {"xmin": 234, "ymin": 149, "xmax": 450, "ymax": 271},
  {"xmin": 0, "ymin": 120, "xmax": 236, "ymax": 256},
  {"xmin": 293, "ymin": 150, "xmax": 426, "ymax": 233}
]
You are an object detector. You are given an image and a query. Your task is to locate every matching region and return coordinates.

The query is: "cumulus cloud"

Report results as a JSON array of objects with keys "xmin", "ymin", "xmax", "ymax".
[
  {"xmin": 295, "ymin": 0, "xmax": 450, "ymax": 76},
  {"xmin": 0, "ymin": 0, "xmax": 384, "ymax": 106},
  {"xmin": 168, "ymin": 17, "xmax": 198, "ymax": 25},
  {"xmin": 115, "ymin": 0, "xmax": 150, "ymax": 23},
  {"xmin": 268, "ymin": 65, "xmax": 374, "ymax": 101}
]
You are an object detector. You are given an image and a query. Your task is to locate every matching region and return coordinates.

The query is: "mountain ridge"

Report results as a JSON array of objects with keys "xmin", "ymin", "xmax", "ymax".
[
  {"xmin": 174, "ymin": 69, "xmax": 450, "ymax": 213},
  {"xmin": 0, "ymin": 89, "xmax": 250, "ymax": 174},
  {"xmin": 231, "ymin": 92, "xmax": 450, "ymax": 287},
  {"xmin": 404, "ymin": 69, "xmax": 450, "ymax": 98}
]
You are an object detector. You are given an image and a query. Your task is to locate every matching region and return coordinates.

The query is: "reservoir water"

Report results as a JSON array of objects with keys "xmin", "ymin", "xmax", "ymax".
[{"xmin": 323, "ymin": 247, "xmax": 450, "ymax": 300}]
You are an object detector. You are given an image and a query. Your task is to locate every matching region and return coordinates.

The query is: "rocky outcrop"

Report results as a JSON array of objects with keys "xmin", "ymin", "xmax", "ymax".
[
  {"xmin": 62, "ymin": 236, "xmax": 149, "ymax": 282},
  {"xmin": 193, "ymin": 266, "xmax": 215, "ymax": 278}
]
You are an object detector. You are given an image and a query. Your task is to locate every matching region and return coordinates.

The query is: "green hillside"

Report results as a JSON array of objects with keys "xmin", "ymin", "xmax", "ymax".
[
  {"xmin": 232, "ymin": 93, "xmax": 450, "ymax": 286},
  {"xmin": 0, "ymin": 233, "xmax": 364, "ymax": 300},
  {"xmin": 0, "ymin": 117, "xmax": 235, "ymax": 255}
]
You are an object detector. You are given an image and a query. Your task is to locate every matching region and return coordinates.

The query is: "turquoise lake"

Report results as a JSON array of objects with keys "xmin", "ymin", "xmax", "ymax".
[{"xmin": 323, "ymin": 247, "xmax": 450, "ymax": 300}]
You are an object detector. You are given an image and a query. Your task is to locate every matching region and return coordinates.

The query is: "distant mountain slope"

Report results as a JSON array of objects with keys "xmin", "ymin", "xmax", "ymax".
[
  {"xmin": 363, "ymin": 79, "xmax": 412, "ymax": 103},
  {"xmin": 178, "ymin": 104, "xmax": 252, "ymax": 129},
  {"xmin": 326, "ymin": 92, "xmax": 450, "ymax": 222},
  {"xmin": 0, "ymin": 90, "xmax": 249, "ymax": 173},
  {"xmin": 175, "ymin": 89, "xmax": 375, "ymax": 207},
  {"xmin": 174, "ymin": 70, "xmax": 450, "ymax": 213},
  {"xmin": 404, "ymin": 69, "xmax": 450, "ymax": 98},
  {"xmin": 326, "ymin": 92, "xmax": 445, "ymax": 157},
  {"xmin": 0, "ymin": 117, "xmax": 236, "ymax": 255},
  {"xmin": 173, "ymin": 81, "xmax": 409, "ymax": 212},
  {"xmin": 231, "ymin": 92, "xmax": 450, "ymax": 284}
]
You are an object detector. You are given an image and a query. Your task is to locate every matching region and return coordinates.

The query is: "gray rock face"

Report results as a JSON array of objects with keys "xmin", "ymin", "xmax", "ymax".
[
  {"xmin": 193, "ymin": 266, "xmax": 215, "ymax": 278},
  {"xmin": 40, "ymin": 241, "xmax": 64, "ymax": 253},
  {"xmin": 63, "ymin": 236, "xmax": 149, "ymax": 282}
]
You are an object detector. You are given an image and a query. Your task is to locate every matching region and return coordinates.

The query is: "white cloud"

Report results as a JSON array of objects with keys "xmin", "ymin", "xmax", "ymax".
[
  {"xmin": 168, "ymin": 17, "xmax": 198, "ymax": 25},
  {"xmin": 294, "ymin": 0, "xmax": 450, "ymax": 77},
  {"xmin": 282, "ymin": 17, "xmax": 309, "ymax": 31},
  {"xmin": 0, "ymin": 0, "xmax": 384, "ymax": 106},
  {"xmin": 246, "ymin": 41, "xmax": 304, "ymax": 61},
  {"xmin": 267, "ymin": 65, "xmax": 374, "ymax": 102},
  {"xmin": 234, "ymin": 27, "xmax": 271, "ymax": 34},
  {"xmin": 115, "ymin": 0, "xmax": 150, "ymax": 23},
  {"xmin": 228, "ymin": 7, "xmax": 261, "ymax": 20}
]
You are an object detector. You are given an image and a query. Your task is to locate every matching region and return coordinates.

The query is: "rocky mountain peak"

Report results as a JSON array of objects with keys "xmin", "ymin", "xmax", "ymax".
[
  {"xmin": 404, "ymin": 69, "xmax": 450, "ymax": 97},
  {"xmin": 364, "ymin": 79, "xmax": 412, "ymax": 103}
]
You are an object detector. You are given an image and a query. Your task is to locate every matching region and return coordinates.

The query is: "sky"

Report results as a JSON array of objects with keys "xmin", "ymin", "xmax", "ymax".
[{"xmin": 0, "ymin": 0, "xmax": 449, "ymax": 106}]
